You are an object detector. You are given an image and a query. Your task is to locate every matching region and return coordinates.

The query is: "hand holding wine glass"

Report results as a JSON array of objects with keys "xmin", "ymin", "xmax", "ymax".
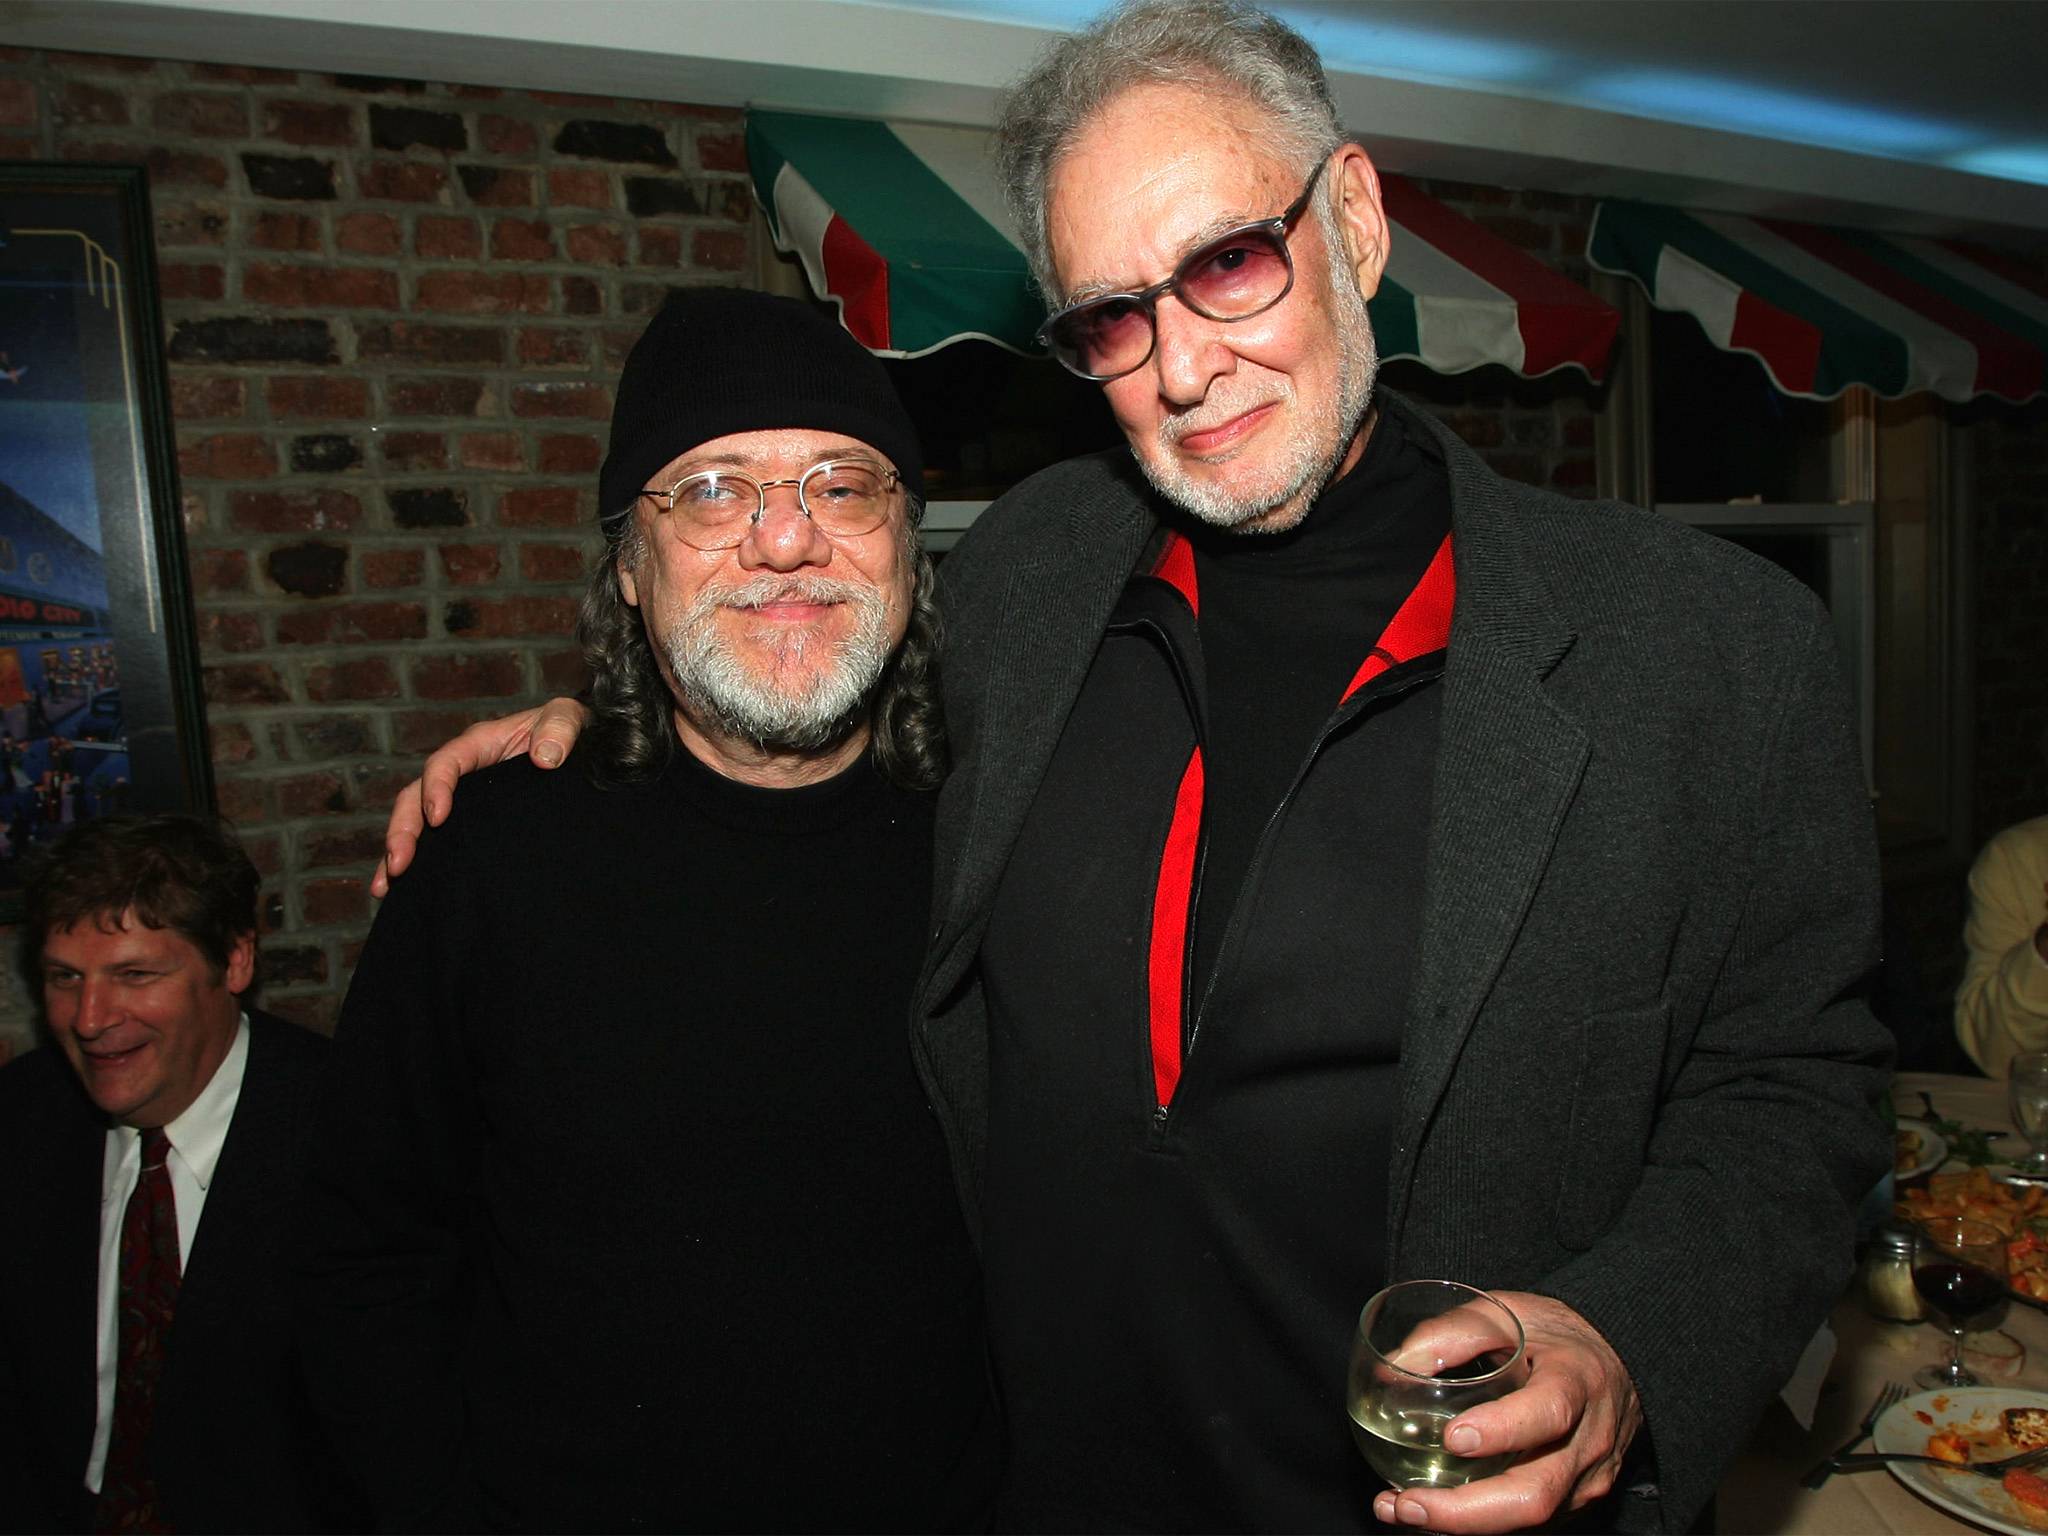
[
  {"xmin": 1349, "ymin": 1281, "xmax": 1531, "ymax": 1493},
  {"xmin": 1914, "ymin": 1215, "xmax": 2009, "ymax": 1390}
]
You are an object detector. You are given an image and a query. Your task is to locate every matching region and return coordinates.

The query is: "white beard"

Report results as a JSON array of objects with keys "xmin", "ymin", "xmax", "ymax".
[
  {"xmin": 1138, "ymin": 217, "xmax": 1380, "ymax": 533},
  {"xmin": 660, "ymin": 573, "xmax": 891, "ymax": 750}
]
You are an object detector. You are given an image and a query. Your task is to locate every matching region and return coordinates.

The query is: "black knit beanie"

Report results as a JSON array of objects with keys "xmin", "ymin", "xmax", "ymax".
[{"xmin": 598, "ymin": 288, "xmax": 924, "ymax": 519}]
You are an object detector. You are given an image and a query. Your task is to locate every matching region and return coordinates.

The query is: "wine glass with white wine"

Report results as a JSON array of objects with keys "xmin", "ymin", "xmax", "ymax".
[
  {"xmin": 1347, "ymin": 1280, "xmax": 1531, "ymax": 1494},
  {"xmin": 2010, "ymin": 1051, "xmax": 2048, "ymax": 1181}
]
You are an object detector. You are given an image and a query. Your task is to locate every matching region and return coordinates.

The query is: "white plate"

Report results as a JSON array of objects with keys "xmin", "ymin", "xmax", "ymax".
[
  {"xmin": 1874, "ymin": 1386, "xmax": 2048, "ymax": 1534},
  {"xmin": 1897, "ymin": 1118, "xmax": 1951, "ymax": 1181}
]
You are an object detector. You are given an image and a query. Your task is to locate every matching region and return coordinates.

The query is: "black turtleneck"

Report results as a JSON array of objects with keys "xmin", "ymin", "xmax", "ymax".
[
  {"xmin": 1186, "ymin": 405, "xmax": 1451, "ymax": 994},
  {"xmin": 304, "ymin": 746, "xmax": 997, "ymax": 1533}
]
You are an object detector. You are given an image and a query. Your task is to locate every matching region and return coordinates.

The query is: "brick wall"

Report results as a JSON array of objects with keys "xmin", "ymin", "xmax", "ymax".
[
  {"xmin": 0, "ymin": 47, "xmax": 754, "ymax": 1048},
  {"xmin": 1970, "ymin": 405, "xmax": 2048, "ymax": 842}
]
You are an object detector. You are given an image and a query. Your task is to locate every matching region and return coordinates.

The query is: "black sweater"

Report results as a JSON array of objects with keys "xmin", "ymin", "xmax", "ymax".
[{"xmin": 300, "ymin": 749, "xmax": 994, "ymax": 1533}]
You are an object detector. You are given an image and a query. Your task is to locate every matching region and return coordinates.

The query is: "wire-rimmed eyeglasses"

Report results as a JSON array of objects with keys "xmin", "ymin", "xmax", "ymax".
[
  {"xmin": 637, "ymin": 459, "xmax": 903, "ymax": 551},
  {"xmin": 1035, "ymin": 156, "xmax": 1330, "ymax": 382}
]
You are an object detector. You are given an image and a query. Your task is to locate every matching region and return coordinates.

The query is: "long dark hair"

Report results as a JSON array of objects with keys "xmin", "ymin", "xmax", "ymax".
[{"xmin": 576, "ymin": 513, "xmax": 947, "ymax": 791}]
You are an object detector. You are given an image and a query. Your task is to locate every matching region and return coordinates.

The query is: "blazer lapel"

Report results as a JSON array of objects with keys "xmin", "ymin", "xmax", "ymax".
[
  {"xmin": 925, "ymin": 476, "xmax": 1157, "ymax": 1006},
  {"xmin": 1385, "ymin": 403, "xmax": 1589, "ymax": 1250}
]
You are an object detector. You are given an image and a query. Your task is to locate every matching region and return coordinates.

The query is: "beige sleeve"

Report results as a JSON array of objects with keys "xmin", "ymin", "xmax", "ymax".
[{"xmin": 1956, "ymin": 822, "xmax": 2048, "ymax": 1078}]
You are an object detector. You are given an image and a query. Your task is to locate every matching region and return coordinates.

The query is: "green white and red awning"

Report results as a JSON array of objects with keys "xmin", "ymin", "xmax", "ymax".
[
  {"xmin": 746, "ymin": 110, "xmax": 1618, "ymax": 380},
  {"xmin": 1589, "ymin": 200, "xmax": 2048, "ymax": 403}
]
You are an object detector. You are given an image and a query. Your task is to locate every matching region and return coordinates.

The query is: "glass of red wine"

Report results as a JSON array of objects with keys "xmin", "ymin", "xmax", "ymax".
[{"xmin": 1913, "ymin": 1216, "xmax": 2009, "ymax": 1390}]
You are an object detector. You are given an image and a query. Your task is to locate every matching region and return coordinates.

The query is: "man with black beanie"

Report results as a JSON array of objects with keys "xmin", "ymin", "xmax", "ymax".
[{"xmin": 297, "ymin": 288, "xmax": 994, "ymax": 1532}]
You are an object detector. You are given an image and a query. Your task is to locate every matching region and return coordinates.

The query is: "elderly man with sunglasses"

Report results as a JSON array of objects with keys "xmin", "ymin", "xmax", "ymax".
[
  {"xmin": 298, "ymin": 288, "xmax": 996, "ymax": 1531},
  {"xmin": 378, "ymin": 3, "xmax": 1889, "ymax": 1532}
]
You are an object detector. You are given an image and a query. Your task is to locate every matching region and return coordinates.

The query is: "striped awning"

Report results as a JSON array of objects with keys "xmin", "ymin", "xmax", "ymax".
[
  {"xmin": 747, "ymin": 110, "xmax": 1618, "ymax": 380},
  {"xmin": 1588, "ymin": 200, "xmax": 2048, "ymax": 403}
]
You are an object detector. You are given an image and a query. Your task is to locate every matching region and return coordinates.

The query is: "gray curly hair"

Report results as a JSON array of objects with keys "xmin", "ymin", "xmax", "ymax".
[
  {"xmin": 576, "ymin": 509, "xmax": 946, "ymax": 792},
  {"xmin": 993, "ymin": 0, "xmax": 1345, "ymax": 300}
]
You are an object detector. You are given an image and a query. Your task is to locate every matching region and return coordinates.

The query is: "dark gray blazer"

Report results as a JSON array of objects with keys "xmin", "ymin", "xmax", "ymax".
[
  {"xmin": 913, "ymin": 389, "xmax": 1893, "ymax": 1532},
  {"xmin": 0, "ymin": 1010, "xmax": 358, "ymax": 1533}
]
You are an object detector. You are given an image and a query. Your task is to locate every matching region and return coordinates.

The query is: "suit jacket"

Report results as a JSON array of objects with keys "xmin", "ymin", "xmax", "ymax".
[
  {"xmin": 0, "ymin": 1009, "xmax": 357, "ymax": 1533},
  {"xmin": 913, "ymin": 389, "xmax": 1893, "ymax": 1532}
]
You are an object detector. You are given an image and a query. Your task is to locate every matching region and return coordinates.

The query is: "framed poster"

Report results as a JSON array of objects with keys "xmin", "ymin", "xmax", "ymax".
[{"xmin": 0, "ymin": 163, "xmax": 211, "ymax": 916}]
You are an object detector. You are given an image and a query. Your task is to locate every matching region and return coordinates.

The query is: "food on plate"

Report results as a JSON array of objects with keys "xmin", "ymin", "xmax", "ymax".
[
  {"xmin": 1899, "ymin": 1128, "xmax": 1927, "ymax": 1175},
  {"xmin": 2009, "ymin": 1407, "xmax": 2048, "ymax": 1450},
  {"xmin": 1928, "ymin": 1427, "xmax": 1972, "ymax": 1463},
  {"xmin": 2008, "ymin": 1468, "xmax": 2048, "ymax": 1512},
  {"xmin": 1900, "ymin": 1171, "xmax": 2048, "ymax": 1298}
]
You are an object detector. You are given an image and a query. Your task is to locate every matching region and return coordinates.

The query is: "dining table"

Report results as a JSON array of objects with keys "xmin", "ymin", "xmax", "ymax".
[{"xmin": 1717, "ymin": 1069, "xmax": 2048, "ymax": 1535}]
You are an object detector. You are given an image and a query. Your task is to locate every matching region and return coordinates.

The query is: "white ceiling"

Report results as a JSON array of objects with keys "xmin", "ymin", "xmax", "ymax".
[{"xmin": 4, "ymin": 0, "xmax": 2045, "ymax": 236}]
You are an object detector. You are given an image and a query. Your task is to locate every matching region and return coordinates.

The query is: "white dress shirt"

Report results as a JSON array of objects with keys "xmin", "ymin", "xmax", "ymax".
[{"xmin": 85, "ymin": 1015, "xmax": 250, "ymax": 1493}]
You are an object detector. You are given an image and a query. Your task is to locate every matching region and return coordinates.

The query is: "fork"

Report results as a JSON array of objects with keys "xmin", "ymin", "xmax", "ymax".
[
  {"xmin": 1801, "ymin": 1382, "xmax": 1907, "ymax": 1488},
  {"xmin": 1829, "ymin": 1444, "xmax": 2048, "ymax": 1480}
]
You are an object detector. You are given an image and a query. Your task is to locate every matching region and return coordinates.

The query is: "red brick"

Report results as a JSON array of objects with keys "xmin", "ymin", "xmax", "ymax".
[
  {"xmin": 47, "ymin": 51, "xmax": 159, "ymax": 74},
  {"xmin": 244, "ymin": 262, "xmax": 399, "ymax": 309},
  {"xmin": 267, "ymin": 375, "xmax": 371, "ymax": 419},
  {"xmin": 192, "ymin": 63, "xmax": 297, "ymax": 85},
  {"xmin": 413, "ymin": 214, "xmax": 481, "ymax": 259},
  {"xmin": 229, "ymin": 488, "xmax": 363, "ymax": 532},
  {"xmin": 64, "ymin": 142, "xmax": 228, "ymax": 187},
  {"xmin": 410, "ymin": 652, "xmax": 527, "ymax": 700},
  {"xmin": 1550, "ymin": 456, "xmax": 1597, "ymax": 492},
  {"xmin": 695, "ymin": 130, "xmax": 744, "ymax": 172},
  {"xmin": 159, "ymin": 262, "xmax": 226, "ymax": 301},
  {"xmin": 204, "ymin": 662, "xmax": 291, "ymax": 705},
  {"xmin": 414, "ymin": 270, "xmax": 550, "ymax": 315},
  {"xmin": 547, "ymin": 167, "xmax": 610, "ymax": 208},
  {"xmin": 359, "ymin": 160, "xmax": 449, "ymax": 201},
  {"xmin": 261, "ymin": 97, "xmax": 355, "ymax": 146},
  {"xmin": 459, "ymin": 432, "xmax": 525, "ymax": 471},
  {"xmin": 303, "ymin": 825, "xmax": 386, "ymax": 867},
  {"xmin": 263, "ymin": 992, "xmax": 340, "ymax": 1034},
  {"xmin": 443, "ymin": 595, "xmax": 578, "ymax": 638},
  {"xmin": 215, "ymin": 776, "xmax": 267, "ymax": 824},
  {"xmin": 336, "ymin": 211, "xmax": 402, "ymax": 255},
  {"xmin": 379, "ymin": 431, "xmax": 448, "ymax": 470},
  {"xmin": 498, "ymin": 486, "xmax": 581, "ymax": 526},
  {"xmin": 438, "ymin": 543, "xmax": 503, "ymax": 585},
  {"xmin": 636, "ymin": 226, "xmax": 681, "ymax": 267},
  {"xmin": 179, "ymin": 433, "xmax": 277, "ymax": 480},
  {"xmin": 362, "ymin": 548, "xmax": 426, "ymax": 588},
  {"xmin": 170, "ymin": 373, "xmax": 248, "ymax": 427},
  {"xmin": 519, "ymin": 543, "xmax": 586, "ymax": 582},
  {"xmin": 304, "ymin": 657, "xmax": 400, "ymax": 702},
  {"xmin": 393, "ymin": 707, "xmax": 491, "ymax": 754},
  {"xmin": 565, "ymin": 223, "xmax": 627, "ymax": 266},
  {"xmin": 651, "ymin": 101, "xmax": 740, "ymax": 123},
  {"xmin": 538, "ymin": 648, "xmax": 589, "ymax": 695},
  {"xmin": 0, "ymin": 78, "xmax": 36, "ymax": 129},
  {"xmin": 529, "ymin": 89, "xmax": 615, "ymax": 109},
  {"xmin": 490, "ymin": 217, "xmax": 555, "ymax": 260},
  {"xmin": 209, "ymin": 719, "xmax": 259, "ymax": 766},
  {"xmin": 387, "ymin": 377, "xmax": 485, "ymax": 416},
  {"xmin": 692, "ymin": 227, "xmax": 747, "ymax": 271},
  {"xmin": 0, "ymin": 136, "xmax": 32, "ymax": 158},
  {"xmin": 302, "ymin": 877, "xmax": 368, "ymax": 926},
  {"xmin": 461, "ymin": 166, "xmax": 534, "ymax": 207},
  {"xmin": 248, "ymin": 209, "xmax": 324, "ymax": 252},
  {"xmin": 153, "ymin": 90, "xmax": 247, "ymax": 137},
  {"xmin": 538, "ymin": 433, "xmax": 601, "ymax": 474},
  {"xmin": 480, "ymin": 113, "xmax": 537, "ymax": 155},
  {"xmin": 451, "ymin": 85, "xmax": 503, "ymax": 101},
  {"xmin": 58, "ymin": 80, "xmax": 127, "ymax": 127},
  {"xmin": 241, "ymin": 832, "xmax": 286, "ymax": 878},
  {"xmin": 278, "ymin": 770, "xmax": 351, "ymax": 817},
  {"xmin": 194, "ymin": 548, "xmax": 251, "ymax": 594},
  {"xmin": 560, "ymin": 275, "xmax": 602, "ymax": 316},
  {"xmin": 156, "ymin": 200, "xmax": 229, "ymax": 247},
  {"xmin": 276, "ymin": 601, "xmax": 428, "ymax": 646},
  {"xmin": 356, "ymin": 320, "xmax": 502, "ymax": 366},
  {"xmin": 198, "ymin": 611, "xmax": 265, "ymax": 653},
  {"xmin": 511, "ymin": 382, "xmax": 608, "ymax": 419},
  {"xmin": 517, "ymin": 328, "xmax": 588, "ymax": 367}
]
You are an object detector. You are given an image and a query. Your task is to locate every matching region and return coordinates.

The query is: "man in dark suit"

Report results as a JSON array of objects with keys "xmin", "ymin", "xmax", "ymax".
[
  {"xmin": 0, "ymin": 815, "xmax": 353, "ymax": 1533},
  {"xmin": 375, "ymin": 4, "xmax": 1891, "ymax": 1530}
]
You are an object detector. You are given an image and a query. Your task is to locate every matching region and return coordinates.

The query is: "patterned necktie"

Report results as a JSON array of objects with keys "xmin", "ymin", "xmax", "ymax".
[{"xmin": 95, "ymin": 1127, "xmax": 179, "ymax": 1534}]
